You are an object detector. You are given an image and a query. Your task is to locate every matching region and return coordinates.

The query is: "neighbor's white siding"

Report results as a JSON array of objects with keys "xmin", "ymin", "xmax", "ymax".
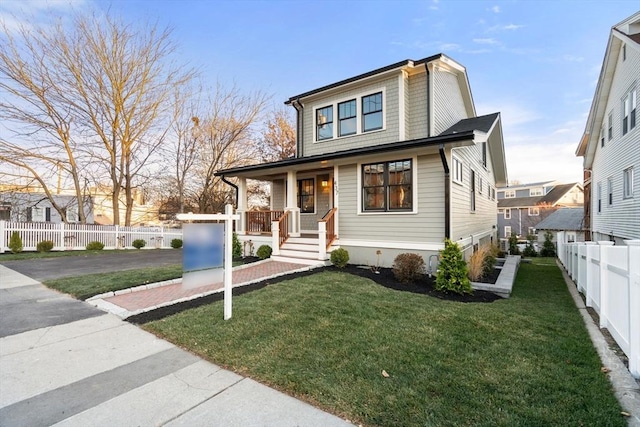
[
  {"xmin": 432, "ymin": 66, "xmax": 469, "ymax": 134},
  {"xmin": 591, "ymin": 41, "xmax": 640, "ymax": 240}
]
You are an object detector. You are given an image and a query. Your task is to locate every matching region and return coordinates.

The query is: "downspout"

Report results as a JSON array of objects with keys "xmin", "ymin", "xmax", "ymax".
[
  {"xmin": 426, "ymin": 64, "xmax": 431, "ymax": 137},
  {"xmin": 220, "ymin": 175, "xmax": 238, "ymax": 208},
  {"xmin": 292, "ymin": 99, "xmax": 303, "ymax": 158},
  {"xmin": 439, "ymin": 144, "xmax": 450, "ymax": 240}
]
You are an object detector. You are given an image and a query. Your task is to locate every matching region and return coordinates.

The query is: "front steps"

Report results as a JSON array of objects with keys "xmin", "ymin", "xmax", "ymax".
[{"xmin": 271, "ymin": 236, "xmax": 336, "ymax": 266}]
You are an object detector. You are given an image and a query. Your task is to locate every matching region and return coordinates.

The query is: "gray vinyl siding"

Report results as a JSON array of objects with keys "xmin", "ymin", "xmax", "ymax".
[
  {"xmin": 449, "ymin": 144, "xmax": 497, "ymax": 241},
  {"xmin": 432, "ymin": 68, "xmax": 469, "ymax": 134},
  {"xmin": 271, "ymin": 180, "xmax": 285, "ymax": 210},
  {"xmin": 407, "ymin": 71, "xmax": 428, "ymax": 139},
  {"xmin": 591, "ymin": 42, "xmax": 640, "ymax": 240},
  {"xmin": 337, "ymin": 155, "xmax": 444, "ymax": 243},
  {"xmin": 301, "ymin": 76, "xmax": 400, "ymax": 156}
]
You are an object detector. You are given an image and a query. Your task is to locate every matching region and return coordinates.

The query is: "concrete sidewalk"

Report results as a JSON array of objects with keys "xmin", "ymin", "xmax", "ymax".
[{"xmin": 0, "ymin": 265, "xmax": 353, "ymax": 427}]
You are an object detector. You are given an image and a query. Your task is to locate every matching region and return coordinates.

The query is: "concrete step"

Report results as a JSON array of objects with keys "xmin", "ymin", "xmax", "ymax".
[
  {"xmin": 285, "ymin": 237, "xmax": 320, "ymax": 245},
  {"xmin": 271, "ymin": 255, "xmax": 330, "ymax": 266},
  {"xmin": 281, "ymin": 242, "xmax": 320, "ymax": 251},
  {"xmin": 278, "ymin": 249, "xmax": 325, "ymax": 260}
]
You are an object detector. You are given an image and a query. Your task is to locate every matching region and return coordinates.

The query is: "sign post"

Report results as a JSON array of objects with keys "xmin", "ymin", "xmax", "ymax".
[{"xmin": 177, "ymin": 204, "xmax": 239, "ymax": 320}]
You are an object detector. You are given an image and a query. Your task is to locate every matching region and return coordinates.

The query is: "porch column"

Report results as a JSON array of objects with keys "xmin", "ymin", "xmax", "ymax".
[
  {"xmin": 236, "ymin": 178, "xmax": 247, "ymax": 234},
  {"xmin": 286, "ymin": 171, "xmax": 300, "ymax": 237}
]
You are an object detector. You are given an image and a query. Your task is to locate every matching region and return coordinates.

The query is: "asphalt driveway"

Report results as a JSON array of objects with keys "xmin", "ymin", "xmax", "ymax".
[{"xmin": 0, "ymin": 249, "xmax": 182, "ymax": 282}]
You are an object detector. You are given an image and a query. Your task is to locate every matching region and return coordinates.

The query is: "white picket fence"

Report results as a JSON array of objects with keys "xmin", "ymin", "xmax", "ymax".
[
  {"xmin": 557, "ymin": 233, "xmax": 640, "ymax": 379},
  {"xmin": 0, "ymin": 221, "xmax": 183, "ymax": 253}
]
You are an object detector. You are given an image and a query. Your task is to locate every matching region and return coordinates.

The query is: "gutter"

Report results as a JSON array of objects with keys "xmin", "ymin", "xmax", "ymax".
[
  {"xmin": 439, "ymin": 144, "xmax": 450, "ymax": 239},
  {"xmin": 220, "ymin": 175, "xmax": 238, "ymax": 208}
]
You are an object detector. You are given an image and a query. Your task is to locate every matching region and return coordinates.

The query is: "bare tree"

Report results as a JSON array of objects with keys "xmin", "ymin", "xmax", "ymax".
[
  {"xmin": 0, "ymin": 11, "xmax": 194, "ymax": 225},
  {"xmin": 260, "ymin": 108, "xmax": 296, "ymax": 162}
]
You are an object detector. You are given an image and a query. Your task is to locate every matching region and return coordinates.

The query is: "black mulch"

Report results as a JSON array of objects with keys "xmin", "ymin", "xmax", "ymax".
[{"xmin": 128, "ymin": 263, "xmax": 501, "ymax": 325}]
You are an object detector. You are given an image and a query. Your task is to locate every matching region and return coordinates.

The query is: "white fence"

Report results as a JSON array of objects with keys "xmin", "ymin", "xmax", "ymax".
[
  {"xmin": 0, "ymin": 221, "xmax": 183, "ymax": 252},
  {"xmin": 557, "ymin": 232, "xmax": 640, "ymax": 379}
]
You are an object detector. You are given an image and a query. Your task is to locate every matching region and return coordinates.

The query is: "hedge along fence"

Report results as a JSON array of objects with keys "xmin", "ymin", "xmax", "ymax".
[{"xmin": 0, "ymin": 221, "xmax": 183, "ymax": 253}]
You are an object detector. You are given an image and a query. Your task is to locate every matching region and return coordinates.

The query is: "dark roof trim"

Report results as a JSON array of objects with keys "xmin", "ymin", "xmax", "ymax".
[
  {"xmin": 439, "ymin": 112, "xmax": 500, "ymax": 136},
  {"xmin": 285, "ymin": 54, "xmax": 442, "ymax": 105},
  {"xmin": 215, "ymin": 129, "xmax": 474, "ymax": 176}
]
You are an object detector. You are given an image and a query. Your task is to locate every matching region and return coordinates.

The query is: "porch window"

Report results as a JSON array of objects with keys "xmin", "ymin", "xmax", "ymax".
[
  {"xmin": 316, "ymin": 106, "xmax": 333, "ymax": 141},
  {"xmin": 297, "ymin": 178, "xmax": 315, "ymax": 213},
  {"xmin": 362, "ymin": 92, "xmax": 383, "ymax": 132},
  {"xmin": 338, "ymin": 99, "xmax": 357, "ymax": 136},
  {"xmin": 362, "ymin": 159, "xmax": 412, "ymax": 211}
]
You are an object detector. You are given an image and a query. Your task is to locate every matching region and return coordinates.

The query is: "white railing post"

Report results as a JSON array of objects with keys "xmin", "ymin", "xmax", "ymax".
[
  {"xmin": 318, "ymin": 221, "xmax": 327, "ymax": 261},
  {"xmin": 59, "ymin": 222, "xmax": 65, "ymax": 251},
  {"xmin": 272, "ymin": 220, "xmax": 280, "ymax": 256},
  {"xmin": 625, "ymin": 240, "xmax": 640, "ymax": 378},
  {"xmin": 584, "ymin": 242, "xmax": 597, "ymax": 307},
  {"xmin": 598, "ymin": 241, "xmax": 614, "ymax": 329},
  {"xmin": 236, "ymin": 209, "xmax": 246, "ymax": 235},
  {"xmin": 0, "ymin": 220, "xmax": 5, "ymax": 253}
]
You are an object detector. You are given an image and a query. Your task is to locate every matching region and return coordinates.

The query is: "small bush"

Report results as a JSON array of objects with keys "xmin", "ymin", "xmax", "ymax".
[
  {"xmin": 170, "ymin": 238, "xmax": 183, "ymax": 249},
  {"xmin": 483, "ymin": 249, "xmax": 497, "ymax": 277},
  {"xmin": 86, "ymin": 241, "xmax": 104, "ymax": 251},
  {"xmin": 9, "ymin": 231, "xmax": 23, "ymax": 254},
  {"xmin": 256, "ymin": 244, "xmax": 272, "ymax": 260},
  {"xmin": 36, "ymin": 240, "xmax": 54, "ymax": 253},
  {"xmin": 132, "ymin": 239, "xmax": 146, "ymax": 249},
  {"xmin": 330, "ymin": 248, "xmax": 349, "ymax": 268},
  {"xmin": 393, "ymin": 253, "xmax": 425, "ymax": 283},
  {"xmin": 468, "ymin": 245, "xmax": 491, "ymax": 281},
  {"xmin": 435, "ymin": 239, "xmax": 472, "ymax": 295},
  {"xmin": 508, "ymin": 232, "xmax": 520, "ymax": 255},
  {"xmin": 522, "ymin": 244, "xmax": 538, "ymax": 257},
  {"xmin": 233, "ymin": 233, "xmax": 242, "ymax": 258},
  {"xmin": 540, "ymin": 230, "xmax": 557, "ymax": 257}
]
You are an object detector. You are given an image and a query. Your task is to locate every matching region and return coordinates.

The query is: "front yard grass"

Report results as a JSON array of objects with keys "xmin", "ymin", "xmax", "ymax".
[{"xmin": 144, "ymin": 262, "xmax": 624, "ymax": 426}]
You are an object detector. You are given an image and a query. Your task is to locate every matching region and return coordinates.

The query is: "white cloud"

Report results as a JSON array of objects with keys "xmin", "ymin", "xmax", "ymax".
[
  {"xmin": 491, "ymin": 5, "xmax": 500, "ymax": 13},
  {"xmin": 503, "ymin": 24, "xmax": 524, "ymax": 30},
  {"xmin": 473, "ymin": 38, "xmax": 499, "ymax": 45},
  {"xmin": 488, "ymin": 23, "xmax": 524, "ymax": 32}
]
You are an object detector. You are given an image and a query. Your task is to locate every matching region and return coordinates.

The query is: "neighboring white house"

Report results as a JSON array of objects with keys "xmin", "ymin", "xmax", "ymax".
[
  {"xmin": 0, "ymin": 192, "xmax": 94, "ymax": 223},
  {"xmin": 577, "ymin": 11, "xmax": 640, "ymax": 244},
  {"xmin": 215, "ymin": 54, "xmax": 508, "ymax": 266}
]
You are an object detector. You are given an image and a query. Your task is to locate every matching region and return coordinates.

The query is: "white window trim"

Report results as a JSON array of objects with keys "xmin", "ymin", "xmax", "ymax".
[
  {"xmin": 623, "ymin": 166, "xmax": 634, "ymax": 199},
  {"xmin": 504, "ymin": 189, "xmax": 515, "ymax": 198},
  {"xmin": 529, "ymin": 188, "xmax": 543, "ymax": 196},
  {"xmin": 504, "ymin": 208, "xmax": 511, "ymax": 220},
  {"xmin": 356, "ymin": 155, "xmax": 418, "ymax": 215},
  {"xmin": 313, "ymin": 88, "xmax": 387, "ymax": 143},
  {"xmin": 504, "ymin": 226, "xmax": 512, "ymax": 238},
  {"xmin": 478, "ymin": 177, "xmax": 483, "ymax": 195},
  {"xmin": 622, "ymin": 86, "xmax": 637, "ymax": 136},
  {"xmin": 452, "ymin": 156, "xmax": 463, "ymax": 185},
  {"xmin": 528, "ymin": 207, "xmax": 540, "ymax": 216}
]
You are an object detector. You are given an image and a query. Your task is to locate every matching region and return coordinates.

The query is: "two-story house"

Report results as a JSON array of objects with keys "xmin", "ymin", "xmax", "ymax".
[
  {"xmin": 216, "ymin": 54, "xmax": 508, "ymax": 266},
  {"xmin": 577, "ymin": 11, "xmax": 640, "ymax": 243},
  {"xmin": 497, "ymin": 181, "xmax": 584, "ymax": 241}
]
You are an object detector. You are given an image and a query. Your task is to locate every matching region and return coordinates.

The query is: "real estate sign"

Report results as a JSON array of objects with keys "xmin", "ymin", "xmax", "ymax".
[{"xmin": 182, "ymin": 223, "xmax": 224, "ymax": 290}]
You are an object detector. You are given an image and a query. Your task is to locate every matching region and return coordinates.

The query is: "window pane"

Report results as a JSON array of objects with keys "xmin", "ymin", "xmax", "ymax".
[
  {"xmin": 363, "ymin": 93, "xmax": 382, "ymax": 114},
  {"xmin": 363, "ymin": 111, "xmax": 382, "ymax": 131},
  {"xmin": 298, "ymin": 179, "xmax": 314, "ymax": 213},
  {"xmin": 339, "ymin": 117, "xmax": 356, "ymax": 136},
  {"xmin": 364, "ymin": 187, "xmax": 385, "ymax": 210},
  {"xmin": 389, "ymin": 185, "xmax": 411, "ymax": 209},
  {"xmin": 317, "ymin": 106, "xmax": 333, "ymax": 140},
  {"xmin": 363, "ymin": 163, "xmax": 385, "ymax": 186}
]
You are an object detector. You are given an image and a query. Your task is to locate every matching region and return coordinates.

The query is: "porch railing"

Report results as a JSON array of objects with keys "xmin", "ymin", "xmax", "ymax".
[
  {"xmin": 278, "ymin": 210, "xmax": 290, "ymax": 246},
  {"xmin": 320, "ymin": 207, "xmax": 337, "ymax": 249},
  {"xmin": 246, "ymin": 210, "xmax": 284, "ymax": 234}
]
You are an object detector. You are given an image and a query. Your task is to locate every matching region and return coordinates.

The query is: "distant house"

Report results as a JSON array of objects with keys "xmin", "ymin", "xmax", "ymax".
[
  {"xmin": 576, "ymin": 11, "xmax": 640, "ymax": 243},
  {"xmin": 215, "ymin": 54, "xmax": 508, "ymax": 266},
  {"xmin": 0, "ymin": 192, "xmax": 94, "ymax": 223},
  {"xmin": 497, "ymin": 181, "xmax": 583, "ymax": 240},
  {"xmin": 535, "ymin": 207, "xmax": 587, "ymax": 246}
]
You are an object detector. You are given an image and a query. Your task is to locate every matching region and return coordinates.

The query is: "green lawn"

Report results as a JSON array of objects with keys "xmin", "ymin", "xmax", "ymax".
[
  {"xmin": 44, "ymin": 265, "xmax": 183, "ymax": 300},
  {"xmin": 144, "ymin": 262, "xmax": 624, "ymax": 427}
]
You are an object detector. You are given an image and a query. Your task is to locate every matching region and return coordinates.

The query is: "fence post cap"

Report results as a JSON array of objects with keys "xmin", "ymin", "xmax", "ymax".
[
  {"xmin": 623, "ymin": 240, "xmax": 640, "ymax": 246},
  {"xmin": 597, "ymin": 241, "xmax": 615, "ymax": 246}
]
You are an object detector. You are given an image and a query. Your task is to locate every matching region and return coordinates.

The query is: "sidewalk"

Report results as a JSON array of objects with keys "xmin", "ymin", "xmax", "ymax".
[
  {"xmin": 88, "ymin": 260, "xmax": 318, "ymax": 318},
  {"xmin": 0, "ymin": 264, "xmax": 352, "ymax": 427}
]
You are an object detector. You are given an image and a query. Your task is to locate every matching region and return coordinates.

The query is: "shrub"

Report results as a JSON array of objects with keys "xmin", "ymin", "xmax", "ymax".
[
  {"xmin": 392, "ymin": 253, "xmax": 425, "ymax": 283},
  {"xmin": 170, "ymin": 238, "xmax": 183, "ymax": 249},
  {"xmin": 330, "ymin": 248, "xmax": 349, "ymax": 268},
  {"xmin": 86, "ymin": 241, "xmax": 104, "ymax": 251},
  {"xmin": 468, "ymin": 245, "xmax": 491, "ymax": 281},
  {"xmin": 508, "ymin": 232, "xmax": 520, "ymax": 255},
  {"xmin": 256, "ymin": 244, "xmax": 272, "ymax": 260},
  {"xmin": 36, "ymin": 240, "xmax": 54, "ymax": 253},
  {"xmin": 9, "ymin": 231, "xmax": 23, "ymax": 254},
  {"xmin": 233, "ymin": 233, "xmax": 242, "ymax": 258},
  {"xmin": 435, "ymin": 239, "xmax": 472, "ymax": 295},
  {"xmin": 132, "ymin": 239, "xmax": 146, "ymax": 249},
  {"xmin": 522, "ymin": 243, "xmax": 538, "ymax": 257},
  {"xmin": 540, "ymin": 231, "xmax": 557, "ymax": 258},
  {"xmin": 483, "ymin": 249, "xmax": 497, "ymax": 277}
]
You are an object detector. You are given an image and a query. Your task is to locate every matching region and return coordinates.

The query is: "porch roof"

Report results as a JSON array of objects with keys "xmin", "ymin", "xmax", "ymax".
[{"xmin": 215, "ymin": 130, "xmax": 476, "ymax": 179}]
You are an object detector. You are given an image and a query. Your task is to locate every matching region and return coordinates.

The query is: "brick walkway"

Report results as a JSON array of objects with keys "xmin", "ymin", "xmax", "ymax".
[{"xmin": 102, "ymin": 260, "xmax": 313, "ymax": 313}]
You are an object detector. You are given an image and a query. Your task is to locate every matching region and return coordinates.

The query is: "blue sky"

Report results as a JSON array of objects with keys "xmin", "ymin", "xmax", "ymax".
[{"xmin": 2, "ymin": 0, "xmax": 639, "ymax": 185}]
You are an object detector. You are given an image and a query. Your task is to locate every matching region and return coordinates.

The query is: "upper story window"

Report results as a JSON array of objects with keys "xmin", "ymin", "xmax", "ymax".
[
  {"xmin": 607, "ymin": 177, "xmax": 613, "ymax": 205},
  {"xmin": 362, "ymin": 92, "xmax": 383, "ymax": 132},
  {"xmin": 623, "ymin": 88, "xmax": 637, "ymax": 135},
  {"xmin": 470, "ymin": 170, "xmax": 476, "ymax": 212},
  {"xmin": 503, "ymin": 208, "xmax": 511, "ymax": 219},
  {"xmin": 362, "ymin": 159, "xmax": 412, "ymax": 212},
  {"xmin": 529, "ymin": 188, "xmax": 543, "ymax": 196},
  {"xmin": 338, "ymin": 99, "xmax": 357, "ymax": 137},
  {"xmin": 504, "ymin": 189, "xmax": 515, "ymax": 198},
  {"xmin": 528, "ymin": 207, "xmax": 539, "ymax": 216},
  {"xmin": 452, "ymin": 156, "xmax": 463, "ymax": 185},
  {"xmin": 623, "ymin": 167, "xmax": 634, "ymax": 199},
  {"xmin": 481, "ymin": 142, "xmax": 487, "ymax": 167},
  {"xmin": 623, "ymin": 44, "xmax": 626, "ymax": 61},
  {"xmin": 600, "ymin": 128, "xmax": 605, "ymax": 148},
  {"xmin": 478, "ymin": 177, "xmax": 483, "ymax": 195},
  {"xmin": 608, "ymin": 111, "xmax": 613, "ymax": 141},
  {"xmin": 316, "ymin": 106, "xmax": 333, "ymax": 141}
]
